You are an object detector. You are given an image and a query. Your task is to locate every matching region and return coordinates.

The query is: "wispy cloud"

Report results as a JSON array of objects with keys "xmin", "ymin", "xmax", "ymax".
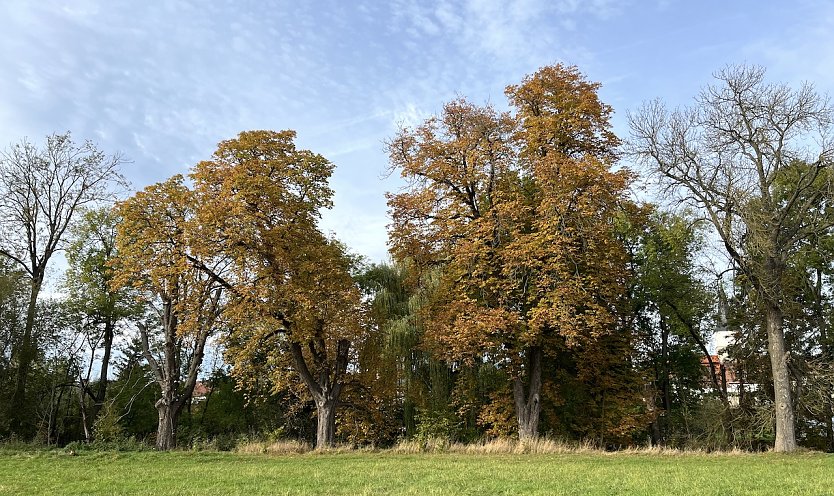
[{"xmin": 1, "ymin": 0, "xmax": 829, "ymax": 264}]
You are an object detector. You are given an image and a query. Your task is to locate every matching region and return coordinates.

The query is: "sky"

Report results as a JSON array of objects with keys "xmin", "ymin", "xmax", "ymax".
[{"xmin": 2, "ymin": 0, "xmax": 834, "ymax": 264}]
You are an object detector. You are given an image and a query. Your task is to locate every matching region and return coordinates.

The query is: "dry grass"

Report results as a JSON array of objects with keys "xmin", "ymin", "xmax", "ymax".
[
  {"xmin": 235, "ymin": 439, "xmax": 383, "ymax": 455},
  {"xmin": 449, "ymin": 437, "xmax": 598, "ymax": 455},
  {"xmin": 390, "ymin": 436, "xmax": 764, "ymax": 455},
  {"xmin": 234, "ymin": 436, "xmax": 786, "ymax": 456},
  {"xmin": 235, "ymin": 439, "xmax": 311, "ymax": 454}
]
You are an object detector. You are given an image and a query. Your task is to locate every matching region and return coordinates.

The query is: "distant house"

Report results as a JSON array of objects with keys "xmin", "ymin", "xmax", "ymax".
[
  {"xmin": 706, "ymin": 297, "xmax": 761, "ymax": 407},
  {"xmin": 700, "ymin": 352, "xmax": 757, "ymax": 407},
  {"xmin": 192, "ymin": 381, "xmax": 212, "ymax": 403}
]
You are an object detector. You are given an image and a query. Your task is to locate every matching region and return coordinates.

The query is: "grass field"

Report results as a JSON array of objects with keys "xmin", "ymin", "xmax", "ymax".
[{"xmin": 0, "ymin": 449, "xmax": 832, "ymax": 495}]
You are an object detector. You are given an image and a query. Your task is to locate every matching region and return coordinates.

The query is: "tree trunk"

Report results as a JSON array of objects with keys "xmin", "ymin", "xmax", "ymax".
[
  {"xmin": 825, "ymin": 403, "xmax": 834, "ymax": 453},
  {"xmin": 78, "ymin": 374, "xmax": 92, "ymax": 443},
  {"xmin": 659, "ymin": 317, "xmax": 670, "ymax": 444},
  {"xmin": 764, "ymin": 303, "xmax": 796, "ymax": 452},
  {"xmin": 650, "ymin": 420, "xmax": 661, "ymax": 446},
  {"xmin": 155, "ymin": 393, "xmax": 181, "ymax": 451},
  {"xmin": 315, "ymin": 396, "xmax": 338, "ymax": 450},
  {"xmin": 10, "ymin": 274, "xmax": 43, "ymax": 434},
  {"xmin": 289, "ymin": 338, "xmax": 350, "ymax": 450},
  {"xmin": 513, "ymin": 346, "xmax": 542, "ymax": 440},
  {"xmin": 92, "ymin": 319, "xmax": 115, "ymax": 421}
]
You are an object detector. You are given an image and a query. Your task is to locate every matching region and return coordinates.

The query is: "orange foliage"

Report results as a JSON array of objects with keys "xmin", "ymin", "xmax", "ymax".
[
  {"xmin": 191, "ymin": 130, "xmax": 363, "ymax": 448},
  {"xmin": 387, "ymin": 64, "xmax": 641, "ymax": 438}
]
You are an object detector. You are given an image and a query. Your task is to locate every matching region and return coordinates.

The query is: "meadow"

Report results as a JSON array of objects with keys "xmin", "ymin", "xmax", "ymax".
[{"xmin": 1, "ymin": 445, "xmax": 832, "ymax": 495}]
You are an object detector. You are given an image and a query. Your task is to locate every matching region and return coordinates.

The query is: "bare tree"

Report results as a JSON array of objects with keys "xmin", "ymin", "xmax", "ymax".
[
  {"xmin": 629, "ymin": 64, "xmax": 834, "ymax": 452},
  {"xmin": 0, "ymin": 133, "xmax": 125, "ymax": 434}
]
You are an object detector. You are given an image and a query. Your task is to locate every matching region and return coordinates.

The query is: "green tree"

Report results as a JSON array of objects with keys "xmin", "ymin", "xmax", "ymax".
[
  {"xmin": 64, "ymin": 207, "xmax": 141, "ymax": 439},
  {"xmin": 0, "ymin": 261, "xmax": 27, "ymax": 434},
  {"xmin": 362, "ymin": 262, "xmax": 458, "ymax": 440},
  {"xmin": 625, "ymin": 211, "xmax": 718, "ymax": 445},
  {"xmin": 0, "ymin": 133, "xmax": 125, "ymax": 436}
]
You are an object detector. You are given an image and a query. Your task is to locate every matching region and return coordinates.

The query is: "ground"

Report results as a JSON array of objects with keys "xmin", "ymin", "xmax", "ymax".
[{"xmin": 0, "ymin": 450, "xmax": 832, "ymax": 495}]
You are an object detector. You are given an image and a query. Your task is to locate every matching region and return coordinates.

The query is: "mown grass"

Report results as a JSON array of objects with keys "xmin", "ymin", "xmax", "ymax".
[{"xmin": 0, "ymin": 448, "xmax": 831, "ymax": 495}]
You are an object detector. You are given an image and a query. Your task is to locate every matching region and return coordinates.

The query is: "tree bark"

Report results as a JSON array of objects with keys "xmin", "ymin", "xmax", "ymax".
[
  {"xmin": 659, "ymin": 317, "xmax": 671, "ymax": 444},
  {"xmin": 513, "ymin": 346, "xmax": 542, "ymax": 440},
  {"xmin": 314, "ymin": 396, "xmax": 338, "ymax": 450},
  {"xmin": 9, "ymin": 273, "xmax": 43, "ymax": 434},
  {"xmin": 92, "ymin": 319, "xmax": 115, "ymax": 422},
  {"xmin": 765, "ymin": 302, "xmax": 796, "ymax": 452},
  {"xmin": 78, "ymin": 376, "xmax": 92, "ymax": 443},
  {"xmin": 155, "ymin": 394, "xmax": 181, "ymax": 451}
]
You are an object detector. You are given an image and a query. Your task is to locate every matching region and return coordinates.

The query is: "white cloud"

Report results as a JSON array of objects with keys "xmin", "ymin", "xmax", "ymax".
[{"xmin": 8, "ymin": 0, "xmax": 827, "ymax": 269}]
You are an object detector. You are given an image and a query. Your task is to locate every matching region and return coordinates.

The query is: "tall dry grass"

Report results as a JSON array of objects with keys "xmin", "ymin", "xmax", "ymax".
[
  {"xmin": 390, "ymin": 437, "xmax": 757, "ymax": 455},
  {"xmin": 235, "ymin": 436, "xmax": 767, "ymax": 455},
  {"xmin": 235, "ymin": 439, "xmax": 311, "ymax": 454}
]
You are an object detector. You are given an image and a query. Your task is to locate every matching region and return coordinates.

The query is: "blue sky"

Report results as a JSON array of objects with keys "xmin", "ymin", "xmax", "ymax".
[{"xmin": 2, "ymin": 0, "xmax": 833, "ymax": 263}]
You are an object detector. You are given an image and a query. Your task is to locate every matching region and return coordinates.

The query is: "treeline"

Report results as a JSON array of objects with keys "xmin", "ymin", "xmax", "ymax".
[{"xmin": 1, "ymin": 64, "xmax": 833, "ymax": 453}]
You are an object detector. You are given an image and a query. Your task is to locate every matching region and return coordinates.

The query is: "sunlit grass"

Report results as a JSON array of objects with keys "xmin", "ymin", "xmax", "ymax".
[{"xmin": 0, "ymin": 447, "xmax": 831, "ymax": 495}]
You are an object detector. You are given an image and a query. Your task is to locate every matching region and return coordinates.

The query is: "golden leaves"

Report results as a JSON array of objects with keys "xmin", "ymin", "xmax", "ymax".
[
  {"xmin": 506, "ymin": 63, "xmax": 620, "ymax": 161},
  {"xmin": 113, "ymin": 130, "xmax": 362, "ymax": 390},
  {"xmin": 386, "ymin": 64, "xmax": 635, "ymax": 373},
  {"xmin": 111, "ymin": 175, "xmax": 225, "ymax": 339},
  {"xmin": 188, "ymin": 131, "xmax": 364, "ymax": 394}
]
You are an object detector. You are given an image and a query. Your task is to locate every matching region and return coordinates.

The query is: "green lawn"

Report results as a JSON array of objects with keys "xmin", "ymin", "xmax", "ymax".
[{"xmin": 0, "ymin": 450, "xmax": 831, "ymax": 495}]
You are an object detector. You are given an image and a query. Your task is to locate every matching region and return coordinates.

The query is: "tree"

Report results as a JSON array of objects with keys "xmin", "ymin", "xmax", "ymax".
[
  {"xmin": 625, "ymin": 210, "xmax": 719, "ymax": 445},
  {"xmin": 113, "ymin": 176, "xmax": 226, "ymax": 450},
  {"xmin": 793, "ymin": 224, "xmax": 834, "ymax": 451},
  {"xmin": 629, "ymin": 64, "xmax": 834, "ymax": 451},
  {"xmin": 0, "ymin": 260, "xmax": 28, "ymax": 434},
  {"xmin": 191, "ymin": 130, "xmax": 364, "ymax": 449},
  {"xmin": 387, "ymin": 65, "xmax": 635, "ymax": 439},
  {"xmin": 64, "ymin": 207, "xmax": 140, "ymax": 439},
  {"xmin": 0, "ymin": 132, "xmax": 125, "ymax": 435},
  {"xmin": 363, "ymin": 261, "xmax": 458, "ymax": 439}
]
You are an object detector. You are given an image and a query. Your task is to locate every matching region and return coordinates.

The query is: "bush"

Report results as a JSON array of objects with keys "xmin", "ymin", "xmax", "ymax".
[
  {"xmin": 414, "ymin": 411, "xmax": 459, "ymax": 444},
  {"xmin": 93, "ymin": 403, "xmax": 124, "ymax": 444}
]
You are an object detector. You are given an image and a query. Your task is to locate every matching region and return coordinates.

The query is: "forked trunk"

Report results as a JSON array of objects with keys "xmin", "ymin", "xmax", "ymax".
[
  {"xmin": 765, "ymin": 303, "xmax": 796, "ymax": 452},
  {"xmin": 513, "ymin": 346, "xmax": 543, "ymax": 440},
  {"xmin": 289, "ymin": 338, "xmax": 350, "ymax": 450}
]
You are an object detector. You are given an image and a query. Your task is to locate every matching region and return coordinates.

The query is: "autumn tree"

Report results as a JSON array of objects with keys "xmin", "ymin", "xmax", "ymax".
[
  {"xmin": 0, "ymin": 133, "xmax": 125, "ymax": 435},
  {"xmin": 113, "ymin": 176, "xmax": 226, "ymax": 450},
  {"xmin": 629, "ymin": 64, "xmax": 834, "ymax": 451},
  {"xmin": 191, "ymin": 130, "xmax": 364, "ymax": 449},
  {"xmin": 387, "ymin": 65, "xmax": 636, "ymax": 439}
]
